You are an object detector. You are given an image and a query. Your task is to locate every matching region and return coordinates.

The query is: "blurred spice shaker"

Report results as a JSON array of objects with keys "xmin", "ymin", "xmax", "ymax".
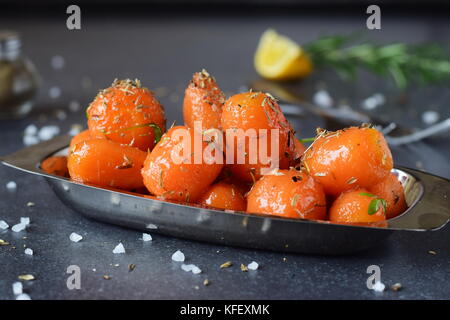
[{"xmin": 0, "ymin": 31, "xmax": 39, "ymax": 118}]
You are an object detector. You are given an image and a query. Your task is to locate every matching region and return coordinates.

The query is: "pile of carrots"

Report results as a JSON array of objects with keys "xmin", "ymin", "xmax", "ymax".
[{"xmin": 41, "ymin": 70, "xmax": 407, "ymax": 224}]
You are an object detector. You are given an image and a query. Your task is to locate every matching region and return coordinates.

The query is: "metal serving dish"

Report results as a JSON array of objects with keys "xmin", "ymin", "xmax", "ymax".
[{"xmin": 1, "ymin": 134, "xmax": 449, "ymax": 255}]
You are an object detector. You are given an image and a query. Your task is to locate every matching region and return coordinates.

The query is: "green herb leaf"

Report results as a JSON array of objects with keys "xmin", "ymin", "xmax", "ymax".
[
  {"xmin": 298, "ymin": 137, "xmax": 315, "ymax": 143},
  {"xmin": 359, "ymin": 192, "xmax": 377, "ymax": 197},
  {"xmin": 368, "ymin": 198, "xmax": 387, "ymax": 215},
  {"xmin": 304, "ymin": 35, "xmax": 450, "ymax": 89}
]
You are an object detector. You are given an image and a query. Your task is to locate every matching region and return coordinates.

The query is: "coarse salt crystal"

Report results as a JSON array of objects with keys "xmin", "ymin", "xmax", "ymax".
[
  {"xmin": 421, "ymin": 110, "xmax": 440, "ymax": 125},
  {"xmin": 361, "ymin": 93, "xmax": 385, "ymax": 110},
  {"xmin": 16, "ymin": 293, "xmax": 31, "ymax": 300},
  {"xmin": 248, "ymin": 261, "xmax": 259, "ymax": 270},
  {"xmin": 12, "ymin": 223, "xmax": 27, "ymax": 232},
  {"xmin": 181, "ymin": 264, "xmax": 202, "ymax": 274},
  {"xmin": 69, "ymin": 100, "xmax": 80, "ymax": 112},
  {"xmin": 146, "ymin": 223, "xmax": 158, "ymax": 229},
  {"xmin": 55, "ymin": 109, "xmax": 67, "ymax": 121},
  {"xmin": 112, "ymin": 242, "xmax": 126, "ymax": 254},
  {"xmin": 23, "ymin": 135, "xmax": 39, "ymax": 146},
  {"xmin": 20, "ymin": 217, "xmax": 30, "ymax": 225},
  {"xmin": 142, "ymin": 233, "xmax": 152, "ymax": 242},
  {"xmin": 24, "ymin": 124, "xmax": 38, "ymax": 136},
  {"xmin": 0, "ymin": 220, "xmax": 9, "ymax": 230},
  {"xmin": 38, "ymin": 125, "xmax": 60, "ymax": 141},
  {"xmin": 24, "ymin": 248, "xmax": 33, "ymax": 256},
  {"xmin": 372, "ymin": 281, "xmax": 385, "ymax": 292},
  {"xmin": 51, "ymin": 55, "xmax": 65, "ymax": 70},
  {"xmin": 49, "ymin": 86, "xmax": 61, "ymax": 99},
  {"xmin": 12, "ymin": 282, "xmax": 23, "ymax": 295},
  {"xmin": 313, "ymin": 89, "xmax": 333, "ymax": 108},
  {"xmin": 69, "ymin": 232, "xmax": 83, "ymax": 243},
  {"xmin": 171, "ymin": 250, "xmax": 185, "ymax": 262},
  {"xmin": 6, "ymin": 181, "xmax": 17, "ymax": 191}
]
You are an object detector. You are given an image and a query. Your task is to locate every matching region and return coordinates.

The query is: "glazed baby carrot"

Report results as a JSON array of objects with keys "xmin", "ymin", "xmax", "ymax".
[
  {"xmin": 69, "ymin": 129, "xmax": 93, "ymax": 150},
  {"xmin": 302, "ymin": 126, "xmax": 393, "ymax": 196},
  {"xmin": 68, "ymin": 139, "xmax": 147, "ymax": 190},
  {"xmin": 221, "ymin": 91, "xmax": 296, "ymax": 182},
  {"xmin": 141, "ymin": 126, "xmax": 223, "ymax": 202},
  {"xmin": 87, "ymin": 79, "xmax": 166, "ymax": 151},
  {"xmin": 329, "ymin": 189, "xmax": 386, "ymax": 223},
  {"xmin": 369, "ymin": 173, "xmax": 407, "ymax": 219},
  {"xmin": 247, "ymin": 169, "xmax": 327, "ymax": 220},
  {"xmin": 197, "ymin": 181, "xmax": 246, "ymax": 211},
  {"xmin": 41, "ymin": 156, "xmax": 69, "ymax": 177},
  {"xmin": 183, "ymin": 69, "xmax": 226, "ymax": 130}
]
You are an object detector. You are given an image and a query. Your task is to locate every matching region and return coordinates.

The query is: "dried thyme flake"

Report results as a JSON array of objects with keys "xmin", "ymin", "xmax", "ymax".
[
  {"xmin": 0, "ymin": 239, "xmax": 10, "ymax": 246},
  {"xmin": 391, "ymin": 283, "xmax": 402, "ymax": 292},
  {"xmin": 291, "ymin": 194, "xmax": 300, "ymax": 207},
  {"xmin": 220, "ymin": 261, "xmax": 233, "ymax": 269},
  {"xmin": 240, "ymin": 264, "xmax": 248, "ymax": 272},
  {"xmin": 18, "ymin": 274, "xmax": 35, "ymax": 281},
  {"xmin": 347, "ymin": 177, "xmax": 358, "ymax": 184},
  {"xmin": 203, "ymin": 279, "xmax": 210, "ymax": 286},
  {"xmin": 128, "ymin": 264, "xmax": 136, "ymax": 272},
  {"xmin": 103, "ymin": 275, "xmax": 111, "ymax": 280},
  {"xmin": 314, "ymin": 172, "xmax": 326, "ymax": 177}
]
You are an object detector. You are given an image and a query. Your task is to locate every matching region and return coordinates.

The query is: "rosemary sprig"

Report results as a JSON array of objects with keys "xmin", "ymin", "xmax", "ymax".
[{"xmin": 304, "ymin": 35, "xmax": 450, "ymax": 89}]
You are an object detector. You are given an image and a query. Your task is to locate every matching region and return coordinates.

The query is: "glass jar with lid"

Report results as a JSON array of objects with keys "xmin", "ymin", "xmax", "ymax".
[{"xmin": 0, "ymin": 31, "xmax": 39, "ymax": 119}]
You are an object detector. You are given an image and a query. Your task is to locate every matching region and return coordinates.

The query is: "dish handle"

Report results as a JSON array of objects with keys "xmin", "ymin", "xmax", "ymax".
[{"xmin": 388, "ymin": 167, "xmax": 450, "ymax": 231}]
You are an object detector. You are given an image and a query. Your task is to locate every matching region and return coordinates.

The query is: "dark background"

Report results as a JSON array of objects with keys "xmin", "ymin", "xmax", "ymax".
[{"xmin": 0, "ymin": 2, "xmax": 449, "ymax": 300}]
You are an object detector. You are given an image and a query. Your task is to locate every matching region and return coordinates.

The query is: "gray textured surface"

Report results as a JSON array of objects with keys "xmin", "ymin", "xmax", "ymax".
[{"xmin": 0, "ymin": 10, "xmax": 449, "ymax": 300}]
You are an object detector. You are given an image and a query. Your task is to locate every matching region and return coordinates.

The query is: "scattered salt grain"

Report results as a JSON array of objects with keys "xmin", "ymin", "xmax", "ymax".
[
  {"xmin": 6, "ymin": 181, "xmax": 17, "ymax": 191},
  {"xmin": 421, "ymin": 110, "xmax": 440, "ymax": 125},
  {"xmin": 69, "ymin": 232, "xmax": 83, "ymax": 243},
  {"xmin": 26, "ymin": 202, "xmax": 35, "ymax": 207},
  {"xmin": 247, "ymin": 261, "xmax": 259, "ymax": 271},
  {"xmin": 110, "ymin": 193, "xmax": 121, "ymax": 205},
  {"xmin": 38, "ymin": 125, "xmax": 60, "ymax": 141},
  {"xmin": 372, "ymin": 281, "xmax": 385, "ymax": 292},
  {"xmin": 24, "ymin": 248, "xmax": 33, "ymax": 256},
  {"xmin": 51, "ymin": 55, "xmax": 65, "ymax": 70},
  {"xmin": 49, "ymin": 86, "xmax": 61, "ymax": 99},
  {"xmin": 171, "ymin": 250, "xmax": 185, "ymax": 262},
  {"xmin": 181, "ymin": 264, "xmax": 202, "ymax": 274},
  {"xmin": 12, "ymin": 282, "xmax": 23, "ymax": 295},
  {"xmin": 112, "ymin": 242, "xmax": 126, "ymax": 254},
  {"xmin": 142, "ymin": 233, "xmax": 152, "ymax": 242},
  {"xmin": 69, "ymin": 100, "xmax": 81, "ymax": 112},
  {"xmin": 55, "ymin": 109, "xmax": 67, "ymax": 121},
  {"xmin": 12, "ymin": 223, "xmax": 27, "ymax": 233},
  {"xmin": 313, "ymin": 89, "xmax": 333, "ymax": 108},
  {"xmin": 23, "ymin": 135, "xmax": 39, "ymax": 146},
  {"xmin": 68, "ymin": 124, "xmax": 82, "ymax": 136},
  {"xmin": 20, "ymin": 217, "xmax": 30, "ymax": 225},
  {"xmin": 16, "ymin": 293, "xmax": 31, "ymax": 300},
  {"xmin": 24, "ymin": 124, "xmax": 38, "ymax": 136},
  {"xmin": 361, "ymin": 93, "xmax": 385, "ymax": 110},
  {"xmin": 146, "ymin": 223, "xmax": 158, "ymax": 229},
  {"xmin": 0, "ymin": 220, "xmax": 9, "ymax": 230}
]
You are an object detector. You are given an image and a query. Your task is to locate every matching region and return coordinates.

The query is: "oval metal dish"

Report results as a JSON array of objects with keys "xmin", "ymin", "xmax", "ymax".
[{"xmin": 1, "ymin": 134, "xmax": 449, "ymax": 255}]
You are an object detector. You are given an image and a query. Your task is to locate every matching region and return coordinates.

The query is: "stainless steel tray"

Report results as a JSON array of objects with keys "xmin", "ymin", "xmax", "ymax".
[{"xmin": 1, "ymin": 134, "xmax": 449, "ymax": 255}]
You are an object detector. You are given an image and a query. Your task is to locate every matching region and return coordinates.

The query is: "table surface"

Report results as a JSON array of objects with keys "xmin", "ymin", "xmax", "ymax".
[{"xmin": 0, "ymin": 8, "xmax": 449, "ymax": 300}]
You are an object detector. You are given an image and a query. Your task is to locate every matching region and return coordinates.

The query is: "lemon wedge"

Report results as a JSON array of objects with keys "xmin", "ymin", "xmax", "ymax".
[{"xmin": 254, "ymin": 29, "xmax": 313, "ymax": 81}]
